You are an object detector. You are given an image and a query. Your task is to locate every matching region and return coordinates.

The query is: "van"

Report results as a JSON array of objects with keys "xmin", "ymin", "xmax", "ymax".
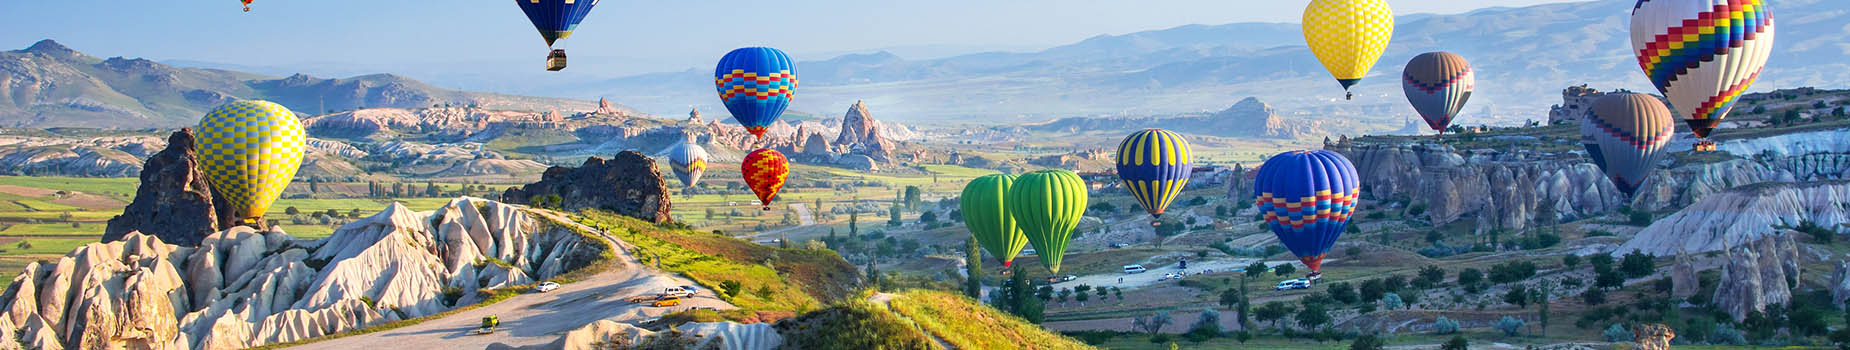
[
  {"xmin": 1123, "ymin": 265, "xmax": 1147, "ymax": 274},
  {"xmin": 1275, "ymin": 279, "xmax": 1312, "ymax": 291}
]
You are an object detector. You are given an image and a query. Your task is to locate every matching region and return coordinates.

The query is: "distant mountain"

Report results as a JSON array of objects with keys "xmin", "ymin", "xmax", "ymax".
[
  {"xmin": 579, "ymin": 0, "xmax": 1849, "ymax": 127},
  {"xmin": 0, "ymin": 40, "xmax": 610, "ymax": 128}
]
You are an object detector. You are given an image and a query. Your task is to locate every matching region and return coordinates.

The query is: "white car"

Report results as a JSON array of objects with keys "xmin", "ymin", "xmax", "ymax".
[
  {"xmin": 1275, "ymin": 279, "xmax": 1312, "ymax": 291},
  {"xmin": 536, "ymin": 281, "xmax": 560, "ymax": 293},
  {"xmin": 662, "ymin": 286, "xmax": 696, "ymax": 298}
]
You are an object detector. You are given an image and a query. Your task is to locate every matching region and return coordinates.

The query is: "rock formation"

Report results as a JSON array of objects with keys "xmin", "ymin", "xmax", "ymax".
[
  {"xmin": 834, "ymin": 101, "xmax": 896, "ymax": 162},
  {"xmin": 1620, "ymin": 181, "xmax": 1850, "ymax": 255},
  {"xmin": 501, "ymin": 320, "xmax": 780, "ymax": 350},
  {"xmin": 1672, "ymin": 252, "xmax": 1699, "ymax": 300},
  {"xmin": 1711, "ymin": 233, "xmax": 1801, "ymax": 321},
  {"xmin": 2, "ymin": 197, "xmax": 600, "ymax": 349},
  {"xmin": 103, "ymin": 129, "xmax": 235, "ymax": 246},
  {"xmin": 686, "ymin": 107, "xmax": 703, "ymax": 124},
  {"xmin": 1546, "ymin": 84, "xmax": 1607, "ymax": 125},
  {"xmin": 1832, "ymin": 261, "xmax": 1850, "ymax": 307},
  {"xmin": 1332, "ymin": 142, "xmax": 1626, "ymax": 231},
  {"xmin": 503, "ymin": 150, "xmax": 673, "ymax": 223}
]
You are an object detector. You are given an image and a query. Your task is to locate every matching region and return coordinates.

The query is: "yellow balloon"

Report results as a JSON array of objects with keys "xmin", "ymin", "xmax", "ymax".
[
  {"xmin": 1302, "ymin": 0, "xmax": 1394, "ymax": 99},
  {"xmin": 194, "ymin": 100, "xmax": 306, "ymax": 224}
]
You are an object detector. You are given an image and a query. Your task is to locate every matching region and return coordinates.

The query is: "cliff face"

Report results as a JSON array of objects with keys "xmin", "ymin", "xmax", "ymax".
[
  {"xmin": 1, "ymin": 197, "xmax": 601, "ymax": 349},
  {"xmin": 1709, "ymin": 233, "xmax": 1802, "ymax": 321},
  {"xmin": 103, "ymin": 129, "xmax": 234, "ymax": 246},
  {"xmin": 834, "ymin": 101, "xmax": 896, "ymax": 162},
  {"xmin": 1333, "ymin": 142, "xmax": 1626, "ymax": 231},
  {"xmin": 503, "ymin": 151, "xmax": 673, "ymax": 223},
  {"xmin": 1620, "ymin": 181, "xmax": 1850, "ymax": 255}
]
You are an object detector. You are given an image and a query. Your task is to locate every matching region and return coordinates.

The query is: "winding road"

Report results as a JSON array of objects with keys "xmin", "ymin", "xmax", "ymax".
[{"xmin": 288, "ymin": 209, "xmax": 736, "ymax": 349}]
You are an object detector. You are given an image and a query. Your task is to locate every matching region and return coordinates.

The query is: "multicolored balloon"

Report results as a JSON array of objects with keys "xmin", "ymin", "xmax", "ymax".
[
  {"xmin": 1254, "ymin": 150, "xmax": 1359, "ymax": 275},
  {"xmin": 240, "ymin": 0, "xmax": 253, "ymax": 12},
  {"xmin": 1630, "ymin": 0, "xmax": 1775, "ymax": 149},
  {"xmin": 1402, "ymin": 52, "xmax": 1474, "ymax": 133},
  {"xmin": 665, "ymin": 143, "xmax": 708, "ymax": 188},
  {"xmin": 961, "ymin": 174, "xmax": 1027, "ymax": 268},
  {"xmin": 1582, "ymin": 93, "xmax": 1675, "ymax": 196},
  {"xmin": 195, "ymin": 100, "xmax": 306, "ymax": 224},
  {"xmin": 715, "ymin": 47, "xmax": 797, "ymax": 139},
  {"xmin": 515, "ymin": 0, "xmax": 598, "ymax": 47},
  {"xmin": 1302, "ymin": 0, "xmax": 1395, "ymax": 100},
  {"xmin": 1007, "ymin": 170, "xmax": 1088, "ymax": 273},
  {"xmin": 1115, "ymin": 129, "xmax": 1191, "ymax": 225},
  {"xmin": 742, "ymin": 148, "xmax": 789, "ymax": 210}
]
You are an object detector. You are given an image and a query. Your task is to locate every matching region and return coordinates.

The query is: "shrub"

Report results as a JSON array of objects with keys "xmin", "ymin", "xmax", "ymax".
[
  {"xmin": 1186, "ymin": 309, "xmax": 1223, "ymax": 339},
  {"xmin": 1710, "ymin": 322, "xmax": 1747, "ymax": 345},
  {"xmin": 1442, "ymin": 336, "xmax": 1468, "ymax": 350},
  {"xmin": 1619, "ymin": 249, "xmax": 1656, "ymax": 278},
  {"xmin": 1408, "ymin": 204, "xmax": 1427, "ymax": 217},
  {"xmin": 1581, "ymin": 287, "xmax": 1606, "ymax": 305},
  {"xmin": 1488, "ymin": 261, "xmax": 1537, "ymax": 284},
  {"xmin": 1349, "ymin": 334, "xmax": 1384, "ymax": 350},
  {"xmin": 1494, "ymin": 316, "xmax": 1525, "ymax": 336},
  {"xmin": 1381, "ymin": 293, "xmax": 1403, "ymax": 310},
  {"xmin": 1585, "ymin": 229, "xmax": 1616, "ymax": 237},
  {"xmin": 1627, "ymin": 209, "xmax": 1653, "ymax": 226},
  {"xmin": 1562, "ymin": 255, "xmax": 1582, "ymax": 268},
  {"xmin": 1603, "ymin": 324, "xmax": 1633, "ymax": 342},
  {"xmin": 1432, "ymin": 317, "xmax": 1459, "ymax": 334}
]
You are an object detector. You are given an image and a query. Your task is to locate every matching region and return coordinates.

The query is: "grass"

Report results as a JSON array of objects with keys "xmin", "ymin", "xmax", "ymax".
[
  {"xmin": 0, "ymin": 223, "xmax": 105, "ymax": 236},
  {"xmin": 0, "ymin": 176, "xmax": 140, "ymax": 197},
  {"xmin": 890, "ymin": 289, "xmax": 1091, "ymax": 350},
  {"xmin": 574, "ymin": 210, "xmax": 859, "ymax": 315}
]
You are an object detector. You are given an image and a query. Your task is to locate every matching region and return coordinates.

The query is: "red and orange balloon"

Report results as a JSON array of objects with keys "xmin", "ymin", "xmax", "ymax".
[{"xmin": 742, "ymin": 149, "xmax": 788, "ymax": 210}]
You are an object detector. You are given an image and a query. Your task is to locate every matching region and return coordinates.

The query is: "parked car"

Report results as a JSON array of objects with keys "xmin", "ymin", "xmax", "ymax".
[
  {"xmin": 1046, "ymin": 275, "xmax": 1077, "ymax": 283},
  {"xmin": 1021, "ymin": 248, "xmax": 1038, "ymax": 256},
  {"xmin": 651, "ymin": 296, "xmax": 683, "ymax": 307},
  {"xmin": 1123, "ymin": 265, "xmax": 1148, "ymax": 274},
  {"xmin": 1275, "ymin": 279, "xmax": 1312, "ymax": 291},
  {"xmin": 661, "ymin": 286, "xmax": 696, "ymax": 298},
  {"xmin": 535, "ymin": 281, "xmax": 560, "ymax": 293}
]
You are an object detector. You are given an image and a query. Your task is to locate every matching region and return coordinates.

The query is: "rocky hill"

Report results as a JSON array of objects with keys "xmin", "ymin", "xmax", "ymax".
[
  {"xmin": 1620, "ymin": 181, "xmax": 1850, "ymax": 256},
  {"xmin": 0, "ymin": 197, "xmax": 606, "ymax": 349},
  {"xmin": 0, "ymin": 40, "xmax": 609, "ymax": 128},
  {"xmin": 1028, "ymin": 97, "xmax": 1322, "ymax": 139}
]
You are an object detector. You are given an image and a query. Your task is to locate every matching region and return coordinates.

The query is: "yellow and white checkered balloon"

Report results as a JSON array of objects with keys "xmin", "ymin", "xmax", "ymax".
[
  {"xmin": 1302, "ymin": 0, "xmax": 1394, "ymax": 92},
  {"xmin": 194, "ymin": 100, "xmax": 306, "ymax": 224}
]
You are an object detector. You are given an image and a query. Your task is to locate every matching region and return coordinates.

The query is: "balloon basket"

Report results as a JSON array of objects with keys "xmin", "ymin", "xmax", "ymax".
[{"xmin": 761, "ymin": 206, "xmax": 771, "ymax": 211}]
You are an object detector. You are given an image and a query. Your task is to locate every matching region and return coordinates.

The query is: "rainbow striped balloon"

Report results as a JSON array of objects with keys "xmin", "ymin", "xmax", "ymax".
[{"xmin": 1630, "ymin": 0, "xmax": 1774, "ymax": 140}]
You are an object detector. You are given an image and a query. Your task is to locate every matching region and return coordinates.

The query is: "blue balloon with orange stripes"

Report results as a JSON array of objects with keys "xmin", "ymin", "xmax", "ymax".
[
  {"xmin": 1116, "ymin": 129, "xmax": 1192, "ymax": 226},
  {"xmin": 1253, "ymin": 149, "xmax": 1360, "ymax": 276},
  {"xmin": 514, "ymin": 0, "xmax": 599, "ymax": 47},
  {"xmin": 714, "ymin": 47, "xmax": 797, "ymax": 139}
]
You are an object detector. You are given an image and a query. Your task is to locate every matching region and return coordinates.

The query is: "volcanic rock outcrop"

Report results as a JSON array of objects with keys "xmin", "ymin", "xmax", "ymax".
[
  {"xmin": 103, "ymin": 129, "xmax": 235, "ymax": 246},
  {"xmin": 503, "ymin": 150, "xmax": 673, "ymax": 223},
  {"xmin": 1619, "ymin": 181, "xmax": 1850, "ymax": 255},
  {"xmin": 2, "ymin": 197, "xmax": 601, "ymax": 349},
  {"xmin": 1710, "ymin": 233, "xmax": 1801, "ymax": 321},
  {"xmin": 1331, "ymin": 142, "xmax": 1627, "ymax": 231},
  {"xmin": 835, "ymin": 100, "xmax": 897, "ymax": 163},
  {"xmin": 500, "ymin": 320, "xmax": 780, "ymax": 350}
]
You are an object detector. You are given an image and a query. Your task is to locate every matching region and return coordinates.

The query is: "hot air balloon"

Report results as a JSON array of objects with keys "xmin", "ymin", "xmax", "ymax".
[
  {"xmin": 665, "ymin": 143, "xmax": 708, "ymax": 188},
  {"xmin": 742, "ymin": 148, "xmax": 788, "ymax": 211},
  {"xmin": 240, "ymin": 0, "xmax": 253, "ymax": 12},
  {"xmin": 515, "ymin": 0, "xmax": 599, "ymax": 71},
  {"xmin": 1402, "ymin": 52, "xmax": 1474, "ymax": 135},
  {"xmin": 1582, "ymin": 93, "xmax": 1675, "ymax": 197},
  {"xmin": 195, "ymin": 100, "xmax": 306, "ymax": 225},
  {"xmin": 1302, "ymin": 0, "xmax": 1394, "ymax": 100},
  {"xmin": 714, "ymin": 47, "xmax": 797, "ymax": 140},
  {"xmin": 1007, "ymin": 170, "xmax": 1087, "ymax": 274},
  {"xmin": 962, "ymin": 174, "xmax": 1028, "ymax": 268},
  {"xmin": 1116, "ymin": 129, "xmax": 1191, "ymax": 226},
  {"xmin": 1254, "ymin": 150, "xmax": 1359, "ymax": 278},
  {"xmin": 1631, "ymin": 0, "xmax": 1774, "ymax": 151}
]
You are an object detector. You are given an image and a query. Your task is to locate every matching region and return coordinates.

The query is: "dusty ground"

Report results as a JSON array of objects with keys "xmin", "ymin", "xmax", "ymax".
[{"xmin": 288, "ymin": 209, "xmax": 737, "ymax": 349}]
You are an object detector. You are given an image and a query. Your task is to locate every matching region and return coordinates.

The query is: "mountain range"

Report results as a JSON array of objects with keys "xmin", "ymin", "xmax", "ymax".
[
  {"xmin": 0, "ymin": 40, "xmax": 607, "ymax": 128},
  {"xmin": 571, "ymin": 0, "xmax": 1849, "ymax": 127}
]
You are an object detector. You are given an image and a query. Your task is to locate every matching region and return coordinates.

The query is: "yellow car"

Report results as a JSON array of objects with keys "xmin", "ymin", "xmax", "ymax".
[{"xmin": 651, "ymin": 296, "xmax": 682, "ymax": 307}]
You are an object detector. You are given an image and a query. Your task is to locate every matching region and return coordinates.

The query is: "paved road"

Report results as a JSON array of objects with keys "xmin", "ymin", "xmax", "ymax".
[{"xmin": 289, "ymin": 209, "xmax": 736, "ymax": 349}]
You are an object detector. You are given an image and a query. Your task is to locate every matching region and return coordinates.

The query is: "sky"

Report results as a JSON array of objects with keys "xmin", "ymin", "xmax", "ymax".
[{"xmin": 1, "ymin": 1, "xmax": 1583, "ymax": 68}]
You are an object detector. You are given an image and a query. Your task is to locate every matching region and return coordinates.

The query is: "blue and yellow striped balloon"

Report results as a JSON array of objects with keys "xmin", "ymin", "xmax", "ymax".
[
  {"xmin": 714, "ymin": 47, "xmax": 797, "ymax": 139},
  {"xmin": 1116, "ymin": 129, "xmax": 1191, "ymax": 225},
  {"xmin": 194, "ymin": 100, "xmax": 306, "ymax": 224}
]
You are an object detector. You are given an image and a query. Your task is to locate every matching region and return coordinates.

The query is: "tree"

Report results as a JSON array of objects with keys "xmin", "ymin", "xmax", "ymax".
[
  {"xmin": 1417, "ymin": 265, "xmax": 1445, "ymax": 289},
  {"xmin": 1255, "ymin": 301, "xmax": 1294, "ymax": 329},
  {"xmin": 1433, "ymin": 317, "xmax": 1460, "ymax": 334},
  {"xmin": 1246, "ymin": 261, "xmax": 1269, "ymax": 279},
  {"xmin": 1056, "ymin": 288, "xmax": 1071, "ymax": 304},
  {"xmin": 1133, "ymin": 311, "xmax": 1173, "ymax": 336},
  {"xmin": 1358, "ymin": 279, "xmax": 1386, "ymax": 303},
  {"xmin": 1190, "ymin": 308, "xmax": 1223, "ymax": 336},
  {"xmin": 285, "ymin": 206, "xmax": 301, "ymax": 215},
  {"xmin": 866, "ymin": 261, "xmax": 881, "ymax": 287},
  {"xmin": 903, "ymin": 186, "xmax": 923, "ymax": 210},
  {"xmin": 1006, "ymin": 266, "xmax": 1045, "ymax": 323},
  {"xmin": 919, "ymin": 210, "xmax": 938, "ymax": 224},
  {"xmin": 1327, "ymin": 282, "xmax": 1357, "ymax": 304},
  {"xmin": 424, "ymin": 182, "xmax": 441, "ymax": 197},
  {"xmin": 1533, "ymin": 279, "xmax": 1556, "ymax": 337},
  {"xmin": 1381, "ymin": 292, "xmax": 1404, "ymax": 310},
  {"xmin": 964, "ymin": 238, "xmax": 983, "ymax": 299},
  {"xmin": 1503, "ymin": 285, "xmax": 1530, "ymax": 308},
  {"xmin": 1274, "ymin": 263, "xmax": 1297, "ymax": 277},
  {"xmin": 888, "ymin": 206, "xmax": 903, "ymax": 227},
  {"xmin": 546, "ymin": 194, "xmax": 563, "ymax": 209},
  {"xmin": 15, "ymin": 241, "xmax": 30, "ymax": 250},
  {"xmin": 324, "ymin": 209, "xmax": 339, "ymax": 218},
  {"xmin": 1442, "ymin": 336, "xmax": 1468, "ymax": 350},
  {"xmin": 849, "ymin": 211, "xmax": 859, "ymax": 236},
  {"xmin": 1037, "ymin": 285, "xmax": 1054, "ymax": 303},
  {"xmin": 1562, "ymin": 254, "xmax": 1581, "ymax": 269},
  {"xmin": 1295, "ymin": 303, "xmax": 1331, "ymax": 330},
  {"xmin": 1457, "ymin": 268, "xmax": 1483, "ymax": 286},
  {"xmin": 1581, "ymin": 287, "xmax": 1606, "ymax": 305},
  {"xmin": 1220, "ymin": 289, "xmax": 1244, "ymax": 309},
  {"xmin": 1114, "ymin": 287, "xmax": 1124, "ymax": 301},
  {"xmin": 1619, "ymin": 249, "xmax": 1656, "ymax": 278},
  {"xmin": 1494, "ymin": 316, "xmax": 1524, "ymax": 337},
  {"xmin": 1349, "ymin": 334, "xmax": 1384, "ymax": 350}
]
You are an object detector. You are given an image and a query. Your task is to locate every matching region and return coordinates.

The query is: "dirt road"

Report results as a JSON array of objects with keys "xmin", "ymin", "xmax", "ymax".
[{"xmin": 288, "ymin": 209, "xmax": 736, "ymax": 349}]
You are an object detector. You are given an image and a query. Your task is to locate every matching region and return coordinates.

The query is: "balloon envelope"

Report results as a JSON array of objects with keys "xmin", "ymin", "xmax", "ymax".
[
  {"xmin": 1116, "ymin": 129, "xmax": 1191, "ymax": 219},
  {"xmin": 665, "ymin": 143, "xmax": 709, "ymax": 187},
  {"xmin": 195, "ymin": 100, "xmax": 306, "ymax": 223},
  {"xmin": 1583, "ymin": 93, "xmax": 1675, "ymax": 196},
  {"xmin": 742, "ymin": 148, "xmax": 789, "ymax": 210},
  {"xmin": 1253, "ymin": 150, "xmax": 1359, "ymax": 273},
  {"xmin": 1302, "ymin": 0, "xmax": 1394, "ymax": 95},
  {"xmin": 1630, "ymin": 0, "xmax": 1774, "ymax": 138},
  {"xmin": 1007, "ymin": 170, "xmax": 1088, "ymax": 274},
  {"xmin": 715, "ymin": 47, "xmax": 797, "ymax": 139},
  {"xmin": 962, "ymin": 174, "xmax": 1027, "ymax": 267},
  {"xmin": 514, "ymin": 0, "xmax": 599, "ymax": 46},
  {"xmin": 1402, "ymin": 52, "xmax": 1474, "ymax": 132}
]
